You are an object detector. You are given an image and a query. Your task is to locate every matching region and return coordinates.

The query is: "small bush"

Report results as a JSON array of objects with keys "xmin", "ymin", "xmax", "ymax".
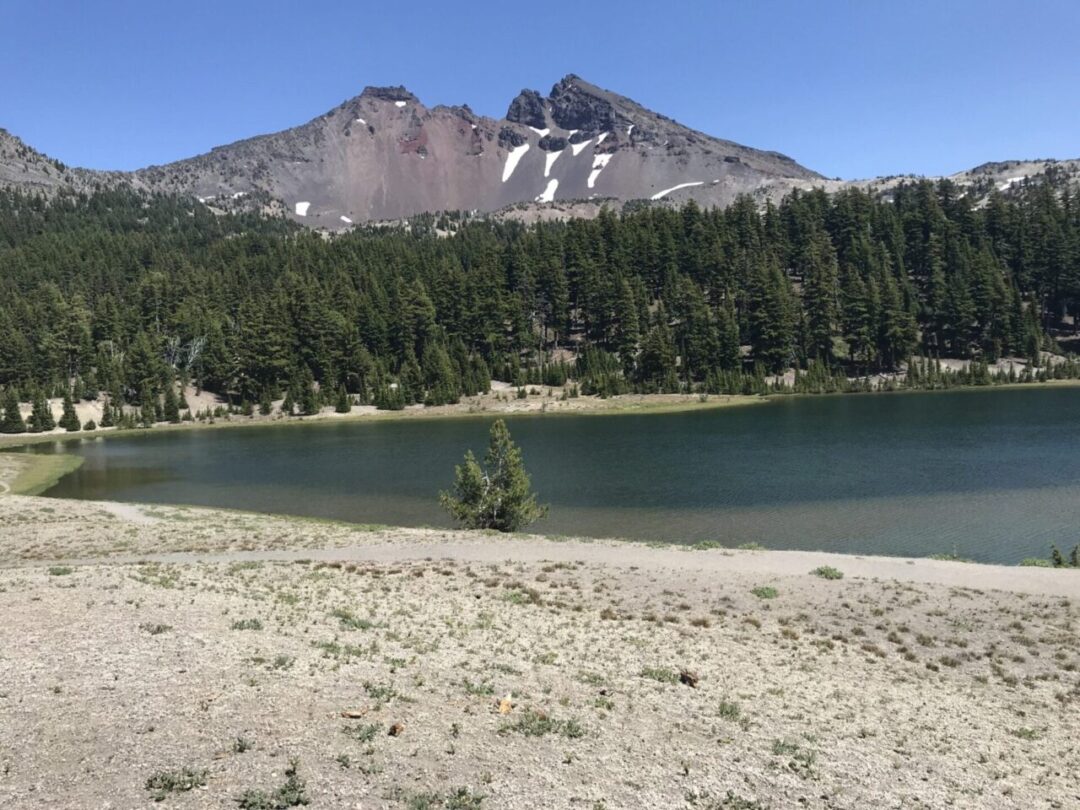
[
  {"xmin": 341, "ymin": 723, "xmax": 380, "ymax": 743},
  {"xmin": 717, "ymin": 700, "xmax": 741, "ymax": 721},
  {"xmin": 499, "ymin": 709, "xmax": 584, "ymax": 739},
  {"xmin": 234, "ymin": 736, "xmax": 255, "ymax": 753},
  {"xmin": 145, "ymin": 767, "xmax": 207, "ymax": 801},
  {"xmin": 331, "ymin": 607, "xmax": 373, "ymax": 630},
  {"xmin": 1019, "ymin": 558, "xmax": 1052, "ymax": 567},
  {"xmin": 810, "ymin": 566, "xmax": 843, "ymax": 580},
  {"xmin": 47, "ymin": 566, "xmax": 73, "ymax": 576},
  {"xmin": 639, "ymin": 666, "xmax": 678, "ymax": 683},
  {"xmin": 236, "ymin": 757, "xmax": 308, "ymax": 808},
  {"xmin": 406, "ymin": 787, "xmax": 485, "ymax": 809},
  {"xmin": 231, "ymin": 618, "xmax": 263, "ymax": 631},
  {"xmin": 751, "ymin": 586, "xmax": 778, "ymax": 599}
]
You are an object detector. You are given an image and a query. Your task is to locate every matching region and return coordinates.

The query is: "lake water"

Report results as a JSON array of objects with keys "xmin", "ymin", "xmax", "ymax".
[{"xmin": 28, "ymin": 387, "xmax": 1080, "ymax": 563}]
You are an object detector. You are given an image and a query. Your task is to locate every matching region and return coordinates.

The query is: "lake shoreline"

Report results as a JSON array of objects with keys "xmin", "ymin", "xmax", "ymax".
[
  {"xmin": 9, "ymin": 383, "xmax": 1080, "ymax": 564},
  {"xmin": 5, "ymin": 377, "xmax": 1080, "ymax": 454},
  {"xmin": 0, "ymin": 452, "xmax": 1069, "ymax": 574},
  {"xmin": 0, "ymin": 390, "xmax": 762, "ymax": 452}
]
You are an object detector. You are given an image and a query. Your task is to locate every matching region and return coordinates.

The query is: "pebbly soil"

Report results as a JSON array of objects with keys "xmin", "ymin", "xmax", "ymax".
[{"xmin": 1, "ymin": 461, "xmax": 1079, "ymax": 809}]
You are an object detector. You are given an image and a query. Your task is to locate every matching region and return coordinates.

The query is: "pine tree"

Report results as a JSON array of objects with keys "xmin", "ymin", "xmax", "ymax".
[
  {"xmin": 801, "ymin": 235, "xmax": 840, "ymax": 361},
  {"xmin": 300, "ymin": 370, "xmax": 318, "ymax": 416},
  {"xmin": 335, "ymin": 386, "xmax": 351, "ymax": 413},
  {"xmin": 0, "ymin": 388, "xmax": 26, "ymax": 434},
  {"xmin": 163, "ymin": 384, "xmax": 181, "ymax": 424},
  {"xmin": 749, "ymin": 262, "xmax": 795, "ymax": 373},
  {"xmin": 59, "ymin": 389, "xmax": 81, "ymax": 431},
  {"xmin": 27, "ymin": 388, "xmax": 55, "ymax": 433},
  {"xmin": 99, "ymin": 397, "xmax": 115, "ymax": 428},
  {"xmin": 440, "ymin": 419, "xmax": 547, "ymax": 532}
]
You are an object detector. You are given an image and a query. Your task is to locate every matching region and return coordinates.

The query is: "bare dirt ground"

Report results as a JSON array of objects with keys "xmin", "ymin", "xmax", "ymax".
[{"xmin": 1, "ymin": 460, "xmax": 1079, "ymax": 809}]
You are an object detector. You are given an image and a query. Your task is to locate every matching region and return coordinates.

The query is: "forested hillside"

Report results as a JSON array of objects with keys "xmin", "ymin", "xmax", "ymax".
[{"xmin": 1, "ymin": 180, "xmax": 1079, "ymax": 426}]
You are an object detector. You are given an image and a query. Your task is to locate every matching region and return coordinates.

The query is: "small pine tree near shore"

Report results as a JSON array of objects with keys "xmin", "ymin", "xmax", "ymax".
[
  {"xmin": 59, "ymin": 390, "xmax": 80, "ymax": 432},
  {"xmin": 440, "ymin": 419, "xmax": 547, "ymax": 532},
  {"xmin": 1, "ymin": 389, "xmax": 26, "ymax": 434}
]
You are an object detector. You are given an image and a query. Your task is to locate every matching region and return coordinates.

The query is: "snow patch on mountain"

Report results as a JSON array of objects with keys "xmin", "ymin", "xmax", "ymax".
[
  {"xmin": 394, "ymin": 101, "xmax": 407, "ymax": 108},
  {"xmin": 535, "ymin": 178, "xmax": 558, "ymax": 203},
  {"xmin": 596, "ymin": 132, "xmax": 609, "ymax": 145},
  {"xmin": 529, "ymin": 126, "xmax": 550, "ymax": 137},
  {"xmin": 588, "ymin": 154, "xmax": 613, "ymax": 189},
  {"xmin": 544, "ymin": 149, "xmax": 563, "ymax": 178},
  {"xmin": 295, "ymin": 201, "xmax": 311, "ymax": 216},
  {"xmin": 650, "ymin": 182, "xmax": 704, "ymax": 200},
  {"xmin": 340, "ymin": 215, "xmax": 353, "ymax": 224},
  {"xmin": 502, "ymin": 143, "xmax": 530, "ymax": 182},
  {"xmin": 570, "ymin": 139, "xmax": 592, "ymax": 157}
]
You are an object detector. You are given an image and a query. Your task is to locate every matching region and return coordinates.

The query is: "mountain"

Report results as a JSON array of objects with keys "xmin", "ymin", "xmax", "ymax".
[
  {"xmin": 2, "ymin": 75, "xmax": 1078, "ymax": 225},
  {"xmin": 130, "ymin": 75, "xmax": 826, "ymax": 224},
  {"xmin": 0, "ymin": 75, "xmax": 822, "ymax": 222}
]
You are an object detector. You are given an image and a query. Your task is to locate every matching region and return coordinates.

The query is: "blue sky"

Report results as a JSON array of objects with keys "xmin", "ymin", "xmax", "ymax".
[{"xmin": 2, "ymin": 0, "xmax": 1077, "ymax": 178}]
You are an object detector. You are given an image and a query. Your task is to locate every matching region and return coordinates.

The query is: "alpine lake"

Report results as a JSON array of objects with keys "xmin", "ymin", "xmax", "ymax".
[{"xmin": 23, "ymin": 386, "xmax": 1080, "ymax": 564}]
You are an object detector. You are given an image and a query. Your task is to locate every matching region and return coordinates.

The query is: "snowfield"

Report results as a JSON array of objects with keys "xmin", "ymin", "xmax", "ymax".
[
  {"xmin": 544, "ymin": 149, "xmax": 563, "ymax": 178},
  {"xmin": 502, "ymin": 143, "xmax": 530, "ymax": 182},
  {"xmin": 571, "ymin": 138, "xmax": 592, "ymax": 156},
  {"xmin": 294, "ymin": 201, "xmax": 311, "ymax": 216},
  {"xmin": 588, "ymin": 154, "xmax": 613, "ymax": 188},
  {"xmin": 650, "ymin": 181, "xmax": 704, "ymax": 200},
  {"xmin": 535, "ymin": 178, "xmax": 558, "ymax": 203}
]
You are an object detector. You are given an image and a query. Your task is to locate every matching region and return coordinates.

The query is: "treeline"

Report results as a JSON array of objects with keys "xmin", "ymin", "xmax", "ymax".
[{"xmin": 0, "ymin": 178, "xmax": 1078, "ymax": 414}]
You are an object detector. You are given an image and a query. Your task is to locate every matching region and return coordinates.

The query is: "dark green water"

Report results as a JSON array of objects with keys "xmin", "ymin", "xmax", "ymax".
[{"xmin": 29, "ymin": 387, "xmax": 1080, "ymax": 563}]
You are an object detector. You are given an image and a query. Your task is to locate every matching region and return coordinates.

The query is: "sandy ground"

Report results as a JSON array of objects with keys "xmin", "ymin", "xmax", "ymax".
[{"xmin": 1, "ymin": 460, "xmax": 1080, "ymax": 809}]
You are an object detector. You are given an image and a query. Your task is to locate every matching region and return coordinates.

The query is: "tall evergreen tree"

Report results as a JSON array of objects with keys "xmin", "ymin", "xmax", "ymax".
[
  {"xmin": 59, "ymin": 389, "xmax": 81, "ymax": 432},
  {"xmin": 0, "ymin": 389, "xmax": 26, "ymax": 434}
]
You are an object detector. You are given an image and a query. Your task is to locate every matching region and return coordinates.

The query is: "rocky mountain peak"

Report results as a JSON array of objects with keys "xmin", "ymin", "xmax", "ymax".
[
  {"xmin": 359, "ymin": 85, "xmax": 418, "ymax": 103},
  {"xmin": 505, "ymin": 89, "xmax": 547, "ymax": 129},
  {"xmin": 547, "ymin": 75, "xmax": 640, "ymax": 137}
]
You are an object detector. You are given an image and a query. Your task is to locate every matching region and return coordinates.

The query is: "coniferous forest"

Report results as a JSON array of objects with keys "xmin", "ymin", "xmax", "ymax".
[{"xmin": 2, "ymin": 179, "xmax": 1080, "ymax": 429}]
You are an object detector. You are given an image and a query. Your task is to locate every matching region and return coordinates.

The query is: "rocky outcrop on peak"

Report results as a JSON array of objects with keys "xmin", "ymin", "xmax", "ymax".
[{"xmin": 506, "ymin": 89, "xmax": 547, "ymax": 130}]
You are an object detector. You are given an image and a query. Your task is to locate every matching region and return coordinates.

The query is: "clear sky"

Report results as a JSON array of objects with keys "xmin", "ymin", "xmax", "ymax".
[{"xmin": 2, "ymin": 0, "xmax": 1077, "ymax": 179}]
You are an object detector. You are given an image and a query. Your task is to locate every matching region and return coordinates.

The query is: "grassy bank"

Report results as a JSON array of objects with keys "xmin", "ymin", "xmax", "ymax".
[{"xmin": 1, "ymin": 452, "xmax": 84, "ymax": 496}]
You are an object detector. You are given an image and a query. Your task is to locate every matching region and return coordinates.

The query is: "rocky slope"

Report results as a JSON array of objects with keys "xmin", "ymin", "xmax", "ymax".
[{"xmin": 0, "ymin": 128, "xmax": 127, "ymax": 195}]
